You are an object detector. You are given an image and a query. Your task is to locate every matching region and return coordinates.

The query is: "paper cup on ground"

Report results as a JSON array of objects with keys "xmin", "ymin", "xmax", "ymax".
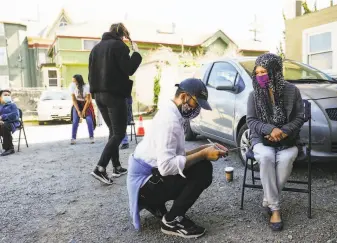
[{"xmin": 225, "ymin": 167, "xmax": 234, "ymax": 182}]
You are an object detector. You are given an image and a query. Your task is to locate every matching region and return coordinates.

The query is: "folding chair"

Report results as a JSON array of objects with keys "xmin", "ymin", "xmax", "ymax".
[
  {"xmin": 240, "ymin": 99, "xmax": 312, "ymax": 218},
  {"xmin": 15, "ymin": 109, "xmax": 29, "ymax": 152}
]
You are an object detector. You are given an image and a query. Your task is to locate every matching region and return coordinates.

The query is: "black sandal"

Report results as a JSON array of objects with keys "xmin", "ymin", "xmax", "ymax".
[{"xmin": 269, "ymin": 221, "xmax": 283, "ymax": 231}]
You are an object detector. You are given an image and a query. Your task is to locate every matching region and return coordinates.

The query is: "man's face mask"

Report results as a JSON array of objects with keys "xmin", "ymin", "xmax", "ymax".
[
  {"xmin": 2, "ymin": 95, "xmax": 12, "ymax": 103},
  {"xmin": 179, "ymin": 96, "xmax": 201, "ymax": 120}
]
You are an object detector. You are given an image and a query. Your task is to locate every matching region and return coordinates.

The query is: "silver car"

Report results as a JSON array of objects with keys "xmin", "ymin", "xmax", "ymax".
[{"xmin": 186, "ymin": 57, "xmax": 337, "ymax": 169}]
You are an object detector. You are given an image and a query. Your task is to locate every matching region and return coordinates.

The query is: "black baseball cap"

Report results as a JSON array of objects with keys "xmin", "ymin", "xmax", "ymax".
[{"xmin": 175, "ymin": 78, "xmax": 212, "ymax": 110}]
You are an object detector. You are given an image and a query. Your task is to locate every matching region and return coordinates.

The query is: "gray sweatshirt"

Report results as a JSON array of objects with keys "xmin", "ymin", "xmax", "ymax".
[{"xmin": 247, "ymin": 82, "xmax": 305, "ymax": 147}]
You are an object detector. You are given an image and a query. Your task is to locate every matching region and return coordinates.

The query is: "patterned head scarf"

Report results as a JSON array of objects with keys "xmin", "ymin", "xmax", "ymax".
[{"xmin": 252, "ymin": 53, "xmax": 287, "ymax": 127}]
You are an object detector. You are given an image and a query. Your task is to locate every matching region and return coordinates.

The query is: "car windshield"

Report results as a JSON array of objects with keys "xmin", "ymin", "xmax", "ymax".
[
  {"xmin": 239, "ymin": 59, "xmax": 336, "ymax": 83},
  {"xmin": 40, "ymin": 91, "xmax": 71, "ymax": 101}
]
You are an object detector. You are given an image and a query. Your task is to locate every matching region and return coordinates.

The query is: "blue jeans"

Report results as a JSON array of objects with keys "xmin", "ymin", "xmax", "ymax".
[
  {"xmin": 122, "ymin": 133, "xmax": 129, "ymax": 144},
  {"xmin": 72, "ymin": 106, "xmax": 94, "ymax": 139}
]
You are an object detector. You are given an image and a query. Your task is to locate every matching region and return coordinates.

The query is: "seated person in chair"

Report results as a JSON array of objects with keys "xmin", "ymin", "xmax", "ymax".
[
  {"xmin": 247, "ymin": 53, "xmax": 305, "ymax": 231},
  {"xmin": 127, "ymin": 78, "xmax": 228, "ymax": 238},
  {"xmin": 0, "ymin": 90, "xmax": 20, "ymax": 156}
]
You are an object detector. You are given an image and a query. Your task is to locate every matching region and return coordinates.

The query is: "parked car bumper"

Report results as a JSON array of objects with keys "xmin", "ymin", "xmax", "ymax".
[{"xmin": 37, "ymin": 111, "xmax": 71, "ymax": 122}]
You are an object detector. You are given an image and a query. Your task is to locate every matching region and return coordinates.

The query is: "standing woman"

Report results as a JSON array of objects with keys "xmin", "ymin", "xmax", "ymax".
[
  {"xmin": 70, "ymin": 74, "xmax": 96, "ymax": 145},
  {"xmin": 89, "ymin": 23, "xmax": 142, "ymax": 184},
  {"xmin": 247, "ymin": 53, "xmax": 304, "ymax": 231}
]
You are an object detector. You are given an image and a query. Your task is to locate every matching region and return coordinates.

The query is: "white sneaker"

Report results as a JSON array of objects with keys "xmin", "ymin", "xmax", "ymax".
[
  {"xmin": 90, "ymin": 137, "xmax": 95, "ymax": 144},
  {"xmin": 71, "ymin": 139, "xmax": 76, "ymax": 145}
]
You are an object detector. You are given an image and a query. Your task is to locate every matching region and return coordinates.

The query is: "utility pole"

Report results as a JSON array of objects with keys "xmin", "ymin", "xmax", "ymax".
[{"xmin": 249, "ymin": 15, "xmax": 261, "ymax": 42}]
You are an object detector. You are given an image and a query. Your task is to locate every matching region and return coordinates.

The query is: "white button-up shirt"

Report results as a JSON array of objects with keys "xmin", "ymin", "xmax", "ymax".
[{"xmin": 133, "ymin": 100, "xmax": 186, "ymax": 179}]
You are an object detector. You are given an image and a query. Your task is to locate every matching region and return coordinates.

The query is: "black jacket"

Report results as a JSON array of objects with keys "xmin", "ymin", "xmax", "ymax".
[{"xmin": 88, "ymin": 32, "xmax": 142, "ymax": 97}]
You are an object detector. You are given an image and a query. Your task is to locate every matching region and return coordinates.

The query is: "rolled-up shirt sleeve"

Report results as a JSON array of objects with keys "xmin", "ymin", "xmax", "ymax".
[{"xmin": 155, "ymin": 120, "xmax": 186, "ymax": 178}]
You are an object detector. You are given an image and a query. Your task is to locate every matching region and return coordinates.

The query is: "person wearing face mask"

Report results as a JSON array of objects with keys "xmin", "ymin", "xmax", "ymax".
[
  {"xmin": 69, "ymin": 74, "xmax": 96, "ymax": 145},
  {"xmin": 89, "ymin": 23, "xmax": 142, "ymax": 184},
  {"xmin": 127, "ymin": 78, "xmax": 229, "ymax": 238},
  {"xmin": 247, "ymin": 53, "xmax": 305, "ymax": 231},
  {"xmin": 0, "ymin": 90, "xmax": 20, "ymax": 156}
]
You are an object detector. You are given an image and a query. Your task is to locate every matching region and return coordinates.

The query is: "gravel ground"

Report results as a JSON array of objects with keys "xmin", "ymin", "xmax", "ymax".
[{"xmin": 1, "ymin": 122, "xmax": 337, "ymax": 243}]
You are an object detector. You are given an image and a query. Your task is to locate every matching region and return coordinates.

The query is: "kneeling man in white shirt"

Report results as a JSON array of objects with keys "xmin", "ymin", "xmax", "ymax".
[{"xmin": 127, "ymin": 78, "xmax": 228, "ymax": 239}]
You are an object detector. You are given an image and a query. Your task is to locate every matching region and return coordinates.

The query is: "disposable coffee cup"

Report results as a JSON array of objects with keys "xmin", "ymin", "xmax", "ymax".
[{"xmin": 225, "ymin": 167, "xmax": 234, "ymax": 182}]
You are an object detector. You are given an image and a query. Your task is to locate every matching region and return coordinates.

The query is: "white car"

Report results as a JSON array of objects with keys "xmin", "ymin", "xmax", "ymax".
[{"xmin": 37, "ymin": 90, "xmax": 73, "ymax": 125}]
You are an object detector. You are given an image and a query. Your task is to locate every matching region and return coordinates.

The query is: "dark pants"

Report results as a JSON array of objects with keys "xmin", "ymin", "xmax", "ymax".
[
  {"xmin": 139, "ymin": 160, "xmax": 213, "ymax": 219},
  {"xmin": 0, "ymin": 123, "xmax": 13, "ymax": 151},
  {"xmin": 95, "ymin": 92, "xmax": 127, "ymax": 168}
]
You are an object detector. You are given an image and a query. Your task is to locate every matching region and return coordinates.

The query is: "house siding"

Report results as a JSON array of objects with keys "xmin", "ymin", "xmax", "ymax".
[
  {"xmin": 63, "ymin": 65, "xmax": 88, "ymax": 87},
  {"xmin": 285, "ymin": 5, "xmax": 337, "ymax": 61},
  {"xmin": 27, "ymin": 47, "xmax": 50, "ymax": 87}
]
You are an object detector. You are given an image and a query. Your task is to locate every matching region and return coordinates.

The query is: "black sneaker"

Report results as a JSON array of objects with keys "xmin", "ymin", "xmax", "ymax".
[
  {"xmin": 161, "ymin": 215, "xmax": 206, "ymax": 239},
  {"xmin": 111, "ymin": 166, "xmax": 128, "ymax": 178},
  {"xmin": 120, "ymin": 143, "xmax": 129, "ymax": 150},
  {"xmin": 90, "ymin": 166, "xmax": 113, "ymax": 185},
  {"xmin": 1, "ymin": 149, "xmax": 15, "ymax": 156}
]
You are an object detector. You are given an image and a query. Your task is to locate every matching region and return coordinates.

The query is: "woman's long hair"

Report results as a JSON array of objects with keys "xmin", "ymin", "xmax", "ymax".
[
  {"xmin": 109, "ymin": 23, "xmax": 133, "ymax": 44},
  {"xmin": 73, "ymin": 74, "xmax": 85, "ymax": 98}
]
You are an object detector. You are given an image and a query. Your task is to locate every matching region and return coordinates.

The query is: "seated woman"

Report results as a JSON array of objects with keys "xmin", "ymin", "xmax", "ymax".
[
  {"xmin": 0, "ymin": 90, "xmax": 20, "ymax": 156},
  {"xmin": 70, "ymin": 74, "xmax": 96, "ymax": 145},
  {"xmin": 247, "ymin": 53, "xmax": 305, "ymax": 231}
]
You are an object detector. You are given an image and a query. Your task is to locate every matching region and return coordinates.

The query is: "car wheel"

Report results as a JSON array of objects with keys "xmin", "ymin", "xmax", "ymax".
[
  {"xmin": 237, "ymin": 123, "xmax": 260, "ymax": 171},
  {"xmin": 185, "ymin": 121, "xmax": 197, "ymax": 141}
]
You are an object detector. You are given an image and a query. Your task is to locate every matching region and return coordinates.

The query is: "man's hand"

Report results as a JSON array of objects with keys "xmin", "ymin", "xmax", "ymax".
[
  {"xmin": 214, "ymin": 143, "xmax": 228, "ymax": 153},
  {"xmin": 81, "ymin": 110, "xmax": 86, "ymax": 118},
  {"xmin": 77, "ymin": 110, "xmax": 82, "ymax": 118},
  {"xmin": 202, "ymin": 145, "xmax": 228, "ymax": 161}
]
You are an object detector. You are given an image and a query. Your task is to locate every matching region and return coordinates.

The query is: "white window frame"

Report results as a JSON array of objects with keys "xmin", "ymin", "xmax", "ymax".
[
  {"xmin": 42, "ymin": 68, "xmax": 60, "ymax": 87},
  {"xmin": 0, "ymin": 23, "xmax": 4, "ymax": 36},
  {"xmin": 0, "ymin": 47, "xmax": 8, "ymax": 66},
  {"xmin": 59, "ymin": 17, "xmax": 68, "ymax": 27},
  {"xmin": 48, "ymin": 70, "xmax": 58, "ymax": 87},
  {"xmin": 302, "ymin": 21, "xmax": 337, "ymax": 75},
  {"xmin": 82, "ymin": 39, "xmax": 99, "ymax": 51}
]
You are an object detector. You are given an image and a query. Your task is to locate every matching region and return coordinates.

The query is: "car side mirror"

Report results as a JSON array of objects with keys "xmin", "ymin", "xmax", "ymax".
[{"xmin": 215, "ymin": 80, "xmax": 234, "ymax": 91}]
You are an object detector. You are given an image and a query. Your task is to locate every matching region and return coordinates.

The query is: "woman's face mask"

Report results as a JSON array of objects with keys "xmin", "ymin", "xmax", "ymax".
[
  {"xmin": 256, "ymin": 74, "xmax": 270, "ymax": 88},
  {"xmin": 255, "ymin": 66, "xmax": 270, "ymax": 89}
]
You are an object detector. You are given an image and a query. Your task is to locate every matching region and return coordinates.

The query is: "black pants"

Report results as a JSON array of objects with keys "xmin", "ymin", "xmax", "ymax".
[
  {"xmin": 95, "ymin": 93, "xmax": 127, "ymax": 168},
  {"xmin": 0, "ymin": 123, "xmax": 13, "ymax": 151},
  {"xmin": 139, "ymin": 160, "xmax": 213, "ymax": 219}
]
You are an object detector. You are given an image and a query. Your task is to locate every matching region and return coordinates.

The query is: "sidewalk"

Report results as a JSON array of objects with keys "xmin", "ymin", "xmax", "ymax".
[{"xmin": 22, "ymin": 119, "xmax": 152, "ymax": 144}]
